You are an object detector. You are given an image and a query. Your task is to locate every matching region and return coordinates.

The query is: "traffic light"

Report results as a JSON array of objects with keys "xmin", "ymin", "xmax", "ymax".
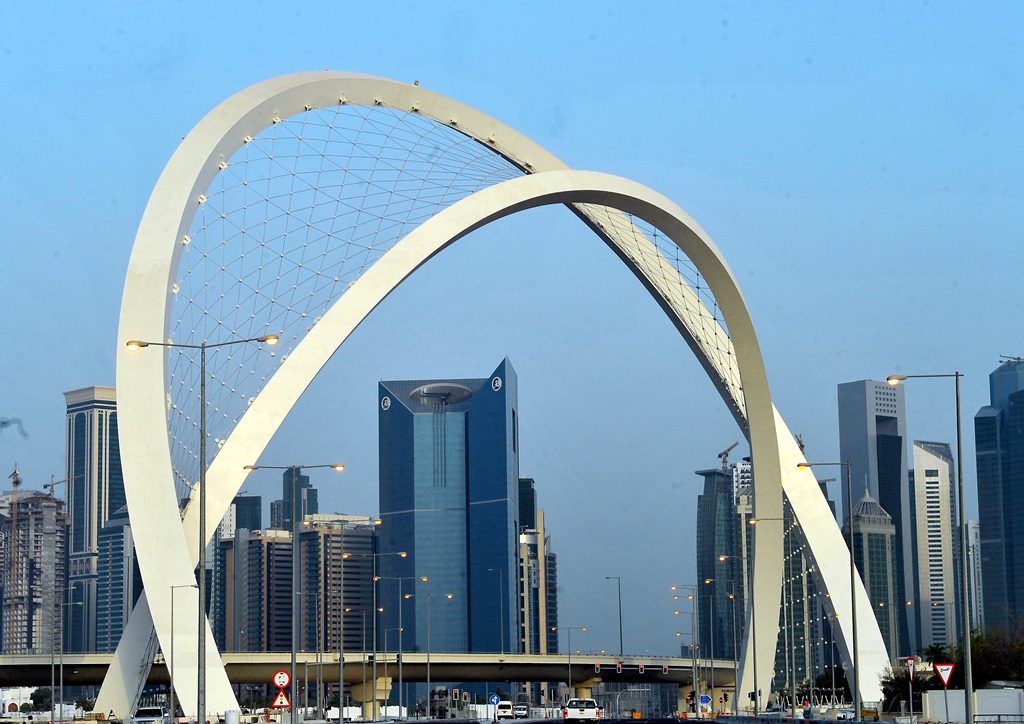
[
  {"xmin": 452, "ymin": 689, "xmax": 459, "ymax": 700},
  {"xmin": 595, "ymin": 664, "xmax": 601, "ymax": 674},
  {"xmin": 662, "ymin": 664, "xmax": 669, "ymax": 674},
  {"xmin": 638, "ymin": 664, "xmax": 644, "ymax": 674},
  {"xmin": 724, "ymin": 693, "xmax": 729, "ymax": 704},
  {"xmin": 616, "ymin": 663, "xmax": 622, "ymax": 674},
  {"xmin": 687, "ymin": 692, "xmax": 694, "ymax": 703}
]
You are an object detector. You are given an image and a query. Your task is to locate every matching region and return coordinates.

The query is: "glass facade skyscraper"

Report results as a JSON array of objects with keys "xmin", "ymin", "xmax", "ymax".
[
  {"xmin": 974, "ymin": 357, "xmax": 1024, "ymax": 631},
  {"xmin": 377, "ymin": 358, "xmax": 520, "ymax": 656},
  {"xmin": 64, "ymin": 386, "xmax": 125, "ymax": 654}
]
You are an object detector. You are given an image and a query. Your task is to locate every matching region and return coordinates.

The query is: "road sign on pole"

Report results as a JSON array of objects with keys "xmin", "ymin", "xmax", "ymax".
[
  {"xmin": 272, "ymin": 691, "xmax": 291, "ymax": 709},
  {"xmin": 934, "ymin": 663, "xmax": 955, "ymax": 688},
  {"xmin": 273, "ymin": 670, "xmax": 291, "ymax": 689}
]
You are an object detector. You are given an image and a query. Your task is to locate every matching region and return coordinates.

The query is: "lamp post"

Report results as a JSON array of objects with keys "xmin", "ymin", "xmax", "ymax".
[
  {"xmin": 345, "ymin": 550, "xmax": 407, "ymax": 721},
  {"xmin": 170, "ymin": 584, "xmax": 199, "ymax": 720},
  {"xmin": 555, "ymin": 627, "xmax": 586, "ymax": 701},
  {"xmin": 57, "ymin": 597, "xmax": 83, "ymax": 723},
  {"xmin": 887, "ymin": 372, "xmax": 972, "ymax": 724},
  {"xmin": 403, "ymin": 591, "xmax": 454, "ymax": 718},
  {"xmin": 605, "ymin": 577, "xmax": 623, "ymax": 657},
  {"xmin": 488, "ymin": 567, "xmax": 505, "ymax": 655},
  {"xmin": 673, "ymin": 585, "xmax": 699, "ymax": 716},
  {"xmin": 798, "ymin": 461, "xmax": 859, "ymax": 720},
  {"xmin": 127, "ymin": 333, "xmax": 279, "ymax": 724},
  {"xmin": 377, "ymin": 575, "xmax": 428, "ymax": 715},
  {"xmin": 242, "ymin": 463, "xmax": 344, "ymax": 723}
]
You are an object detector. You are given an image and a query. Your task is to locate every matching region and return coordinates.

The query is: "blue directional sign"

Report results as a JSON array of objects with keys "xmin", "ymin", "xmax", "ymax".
[
  {"xmin": 489, "ymin": 695, "xmax": 500, "ymax": 705},
  {"xmin": 699, "ymin": 695, "xmax": 712, "ymax": 705}
]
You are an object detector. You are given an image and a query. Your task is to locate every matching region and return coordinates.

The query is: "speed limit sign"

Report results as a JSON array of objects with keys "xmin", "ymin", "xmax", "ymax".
[{"xmin": 273, "ymin": 670, "xmax": 291, "ymax": 689}]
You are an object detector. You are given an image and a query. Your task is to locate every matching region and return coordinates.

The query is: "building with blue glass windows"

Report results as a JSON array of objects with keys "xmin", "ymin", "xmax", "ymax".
[
  {"xmin": 377, "ymin": 359, "xmax": 520, "ymax": 660},
  {"xmin": 975, "ymin": 356, "xmax": 1024, "ymax": 632}
]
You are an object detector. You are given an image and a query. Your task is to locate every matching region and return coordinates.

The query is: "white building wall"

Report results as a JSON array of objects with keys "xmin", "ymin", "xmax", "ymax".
[{"xmin": 910, "ymin": 441, "xmax": 958, "ymax": 648}]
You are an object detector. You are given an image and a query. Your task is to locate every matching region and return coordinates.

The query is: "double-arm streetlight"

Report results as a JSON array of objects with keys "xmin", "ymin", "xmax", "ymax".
[
  {"xmin": 377, "ymin": 575, "xmax": 427, "ymax": 714},
  {"xmin": 671, "ymin": 589, "xmax": 696, "ymax": 712},
  {"xmin": 553, "ymin": 626, "xmax": 586, "ymax": 700},
  {"xmin": 403, "ymin": 592, "xmax": 454, "ymax": 717},
  {"xmin": 344, "ymin": 550, "xmax": 407, "ymax": 721},
  {"xmin": 605, "ymin": 576, "xmax": 624, "ymax": 657},
  {"xmin": 798, "ymin": 461, "xmax": 859, "ymax": 719},
  {"xmin": 127, "ymin": 333, "xmax": 279, "ymax": 724},
  {"xmin": 887, "ymin": 372, "xmax": 973, "ymax": 724},
  {"xmin": 243, "ymin": 463, "xmax": 345, "ymax": 723}
]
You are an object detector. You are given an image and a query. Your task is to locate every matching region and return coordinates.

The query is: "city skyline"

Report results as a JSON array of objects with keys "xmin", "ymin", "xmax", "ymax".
[{"xmin": 2, "ymin": 3, "xmax": 1020, "ymax": 659}]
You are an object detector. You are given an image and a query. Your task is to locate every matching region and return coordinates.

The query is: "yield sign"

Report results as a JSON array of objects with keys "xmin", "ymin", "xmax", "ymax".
[
  {"xmin": 934, "ymin": 663, "xmax": 955, "ymax": 688},
  {"xmin": 272, "ymin": 691, "xmax": 291, "ymax": 708}
]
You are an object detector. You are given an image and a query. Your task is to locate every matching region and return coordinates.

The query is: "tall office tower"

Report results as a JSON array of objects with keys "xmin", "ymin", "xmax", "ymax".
[
  {"xmin": 838, "ymin": 380, "xmax": 913, "ymax": 656},
  {"xmin": 518, "ymin": 478, "xmax": 537, "ymax": 532},
  {"xmin": 974, "ymin": 356, "xmax": 1024, "ymax": 631},
  {"xmin": 64, "ymin": 386, "xmax": 125, "ymax": 654},
  {"xmin": 298, "ymin": 514, "xmax": 376, "ymax": 658},
  {"xmin": 95, "ymin": 506, "xmax": 142, "ymax": 653},
  {"xmin": 270, "ymin": 468, "xmax": 318, "ymax": 530},
  {"xmin": 0, "ymin": 487, "xmax": 68, "ymax": 654},
  {"xmin": 378, "ymin": 359, "xmax": 520, "ymax": 657},
  {"xmin": 211, "ymin": 495, "xmax": 262, "ymax": 649},
  {"xmin": 844, "ymin": 490, "xmax": 899, "ymax": 660},
  {"xmin": 908, "ymin": 441, "xmax": 960, "ymax": 649},
  {"xmin": 966, "ymin": 519, "xmax": 984, "ymax": 630},
  {"xmin": 695, "ymin": 466, "xmax": 744, "ymax": 662},
  {"xmin": 218, "ymin": 495, "xmax": 263, "ymax": 539},
  {"xmin": 519, "ymin": 504, "xmax": 558, "ymax": 708}
]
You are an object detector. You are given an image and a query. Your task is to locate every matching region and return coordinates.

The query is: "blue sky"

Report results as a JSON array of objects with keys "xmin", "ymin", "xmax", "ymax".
[{"xmin": 1, "ymin": 2, "xmax": 1021, "ymax": 658}]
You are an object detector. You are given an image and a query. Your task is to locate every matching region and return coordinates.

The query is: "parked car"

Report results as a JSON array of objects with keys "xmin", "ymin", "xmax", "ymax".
[
  {"xmin": 513, "ymin": 704, "xmax": 530, "ymax": 718},
  {"xmin": 563, "ymin": 698, "xmax": 601, "ymax": 720},
  {"xmin": 496, "ymin": 701, "xmax": 515, "ymax": 720},
  {"xmin": 131, "ymin": 708, "xmax": 170, "ymax": 724}
]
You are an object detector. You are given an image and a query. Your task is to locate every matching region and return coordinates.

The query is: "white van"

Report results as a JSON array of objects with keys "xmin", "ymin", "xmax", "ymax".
[{"xmin": 496, "ymin": 701, "xmax": 515, "ymax": 720}]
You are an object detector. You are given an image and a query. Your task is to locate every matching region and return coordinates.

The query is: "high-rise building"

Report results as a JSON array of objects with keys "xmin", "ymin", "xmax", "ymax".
[
  {"xmin": 377, "ymin": 359, "xmax": 520, "ymax": 658},
  {"xmin": 974, "ymin": 357, "xmax": 1024, "ymax": 631},
  {"xmin": 908, "ymin": 441, "xmax": 960, "ymax": 649},
  {"xmin": 65, "ymin": 386, "xmax": 126, "ymax": 653},
  {"xmin": 517, "ymin": 477, "xmax": 558, "ymax": 707},
  {"xmin": 844, "ymin": 490, "xmax": 899, "ymax": 660},
  {"xmin": 95, "ymin": 506, "xmax": 142, "ymax": 653},
  {"xmin": 838, "ymin": 380, "xmax": 912, "ymax": 657},
  {"xmin": 695, "ymin": 466, "xmax": 743, "ymax": 662},
  {"xmin": 270, "ymin": 468, "xmax": 318, "ymax": 531},
  {"xmin": 0, "ymin": 485, "xmax": 68, "ymax": 655}
]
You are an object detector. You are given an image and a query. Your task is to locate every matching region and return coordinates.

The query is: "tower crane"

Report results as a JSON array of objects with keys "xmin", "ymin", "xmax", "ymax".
[{"xmin": 718, "ymin": 441, "xmax": 739, "ymax": 472}]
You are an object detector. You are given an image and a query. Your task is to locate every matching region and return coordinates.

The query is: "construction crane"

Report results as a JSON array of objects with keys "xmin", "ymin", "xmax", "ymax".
[
  {"xmin": 999, "ymin": 354, "xmax": 1024, "ymax": 366},
  {"xmin": 44, "ymin": 476, "xmax": 70, "ymax": 497},
  {"xmin": 718, "ymin": 441, "xmax": 739, "ymax": 472}
]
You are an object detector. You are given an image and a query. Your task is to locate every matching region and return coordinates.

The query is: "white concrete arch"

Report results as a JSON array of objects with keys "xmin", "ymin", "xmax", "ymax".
[{"xmin": 101, "ymin": 73, "xmax": 886, "ymax": 718}]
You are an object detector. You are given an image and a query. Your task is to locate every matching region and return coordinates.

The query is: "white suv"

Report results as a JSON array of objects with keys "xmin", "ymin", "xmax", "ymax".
[
  {"xmin": 563, "ymin": 699, "xmax": 601, "ymax": 720},
  {"xmin": 496, "ymin": 701, "xmax": 515, "ymax": 720}
]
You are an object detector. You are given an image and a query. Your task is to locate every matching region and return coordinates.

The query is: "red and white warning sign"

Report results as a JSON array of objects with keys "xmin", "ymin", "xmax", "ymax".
[
  {"xmin": 272, "ymin": 691, "xmax": 291, "ymax": 709},
  {"xmin": 934, "ymin": 663, "xmax": 955, "ymax": 688}
]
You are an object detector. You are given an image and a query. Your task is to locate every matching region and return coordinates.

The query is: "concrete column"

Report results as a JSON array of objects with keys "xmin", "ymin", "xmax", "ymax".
[{"xmin": 349, "ymin": 677, "xmax": 392, "ymax": 720}]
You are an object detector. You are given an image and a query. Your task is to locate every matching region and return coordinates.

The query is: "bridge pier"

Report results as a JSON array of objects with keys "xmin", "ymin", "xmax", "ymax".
[
  {"xmin": 574, "ymin": 678, "xmax": 601, "ymax": 700},
  {"xmin": 349, "ymin": 676, "xmax": 392, "ymax": 720}
]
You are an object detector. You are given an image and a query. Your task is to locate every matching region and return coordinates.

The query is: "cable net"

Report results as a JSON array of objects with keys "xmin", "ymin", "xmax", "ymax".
[
  {"xmin": 166, "ymin": 104, "xmax": 525, "ymax": 501},
  {"xmin": 161, "ymin": 102, "xmax": 740, "ymax": 505}
]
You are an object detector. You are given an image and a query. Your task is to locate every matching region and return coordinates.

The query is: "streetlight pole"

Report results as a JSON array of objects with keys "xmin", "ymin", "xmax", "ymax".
[
  {"xmin": 605, "ymin": 577, "xmax": 623, "ymax": 657},
  {"xmin": 242, "ymin": 463, "xmax": 344, "ymax": 723},
  {"xmin": 58, "ymin": 597, "xmax": 82, "ymax": 723},
  {"xmin": 127, "ymin": 333, "xmax": 279, "ymax": 724},
  {"xmin": 671, "ymin": 585, "xmax": 699, "ymax": 716},
  {"xmin": 488, "ymin": 567, "xmax": 505, "ymax": 655},
  {"xmin": 377, "ymin": 576, "xmax": 427, "ymax": 715},
  {"xmin": 887, "ymin": 372, "xmax": 972, "ymax": 724},
  {"xmin": 798, "ymin": 461, "xmax": 860, "ymax": 720},
  {"xmin": 170, "ymin": 584, "xmax": 198, "ymax": 720},
  {"xmin": 557, "ymin": 627, "xmax": 586, "ymax": 701},
  {"xmin": 704, "ymin": 579, "xmax": 716, "ymax": 716}
]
